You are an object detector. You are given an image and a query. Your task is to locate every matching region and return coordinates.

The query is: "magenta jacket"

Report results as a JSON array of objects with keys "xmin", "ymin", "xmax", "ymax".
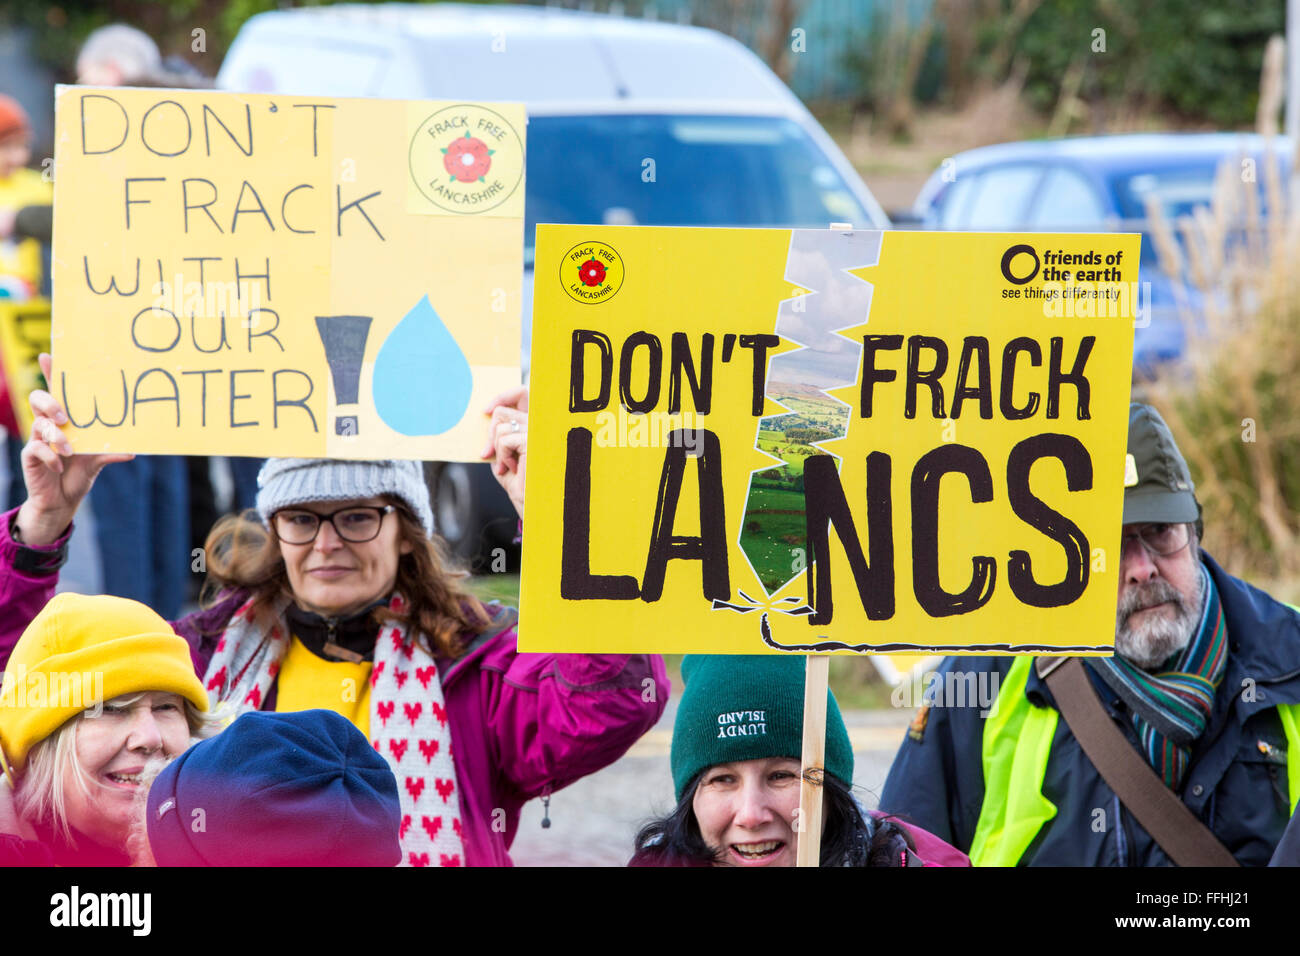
[
  {"xmin": 875, "ymin": 812, "xmax": 971, "ymax": 867},
  {"xmin": 0, "ymin": 508, "xmax": 670, "ymax": 867}
]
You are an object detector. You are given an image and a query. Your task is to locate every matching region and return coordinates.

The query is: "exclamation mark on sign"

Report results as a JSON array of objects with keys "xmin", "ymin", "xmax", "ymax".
[{"xmin": 315, "ymin": 315, "xmax": 373, "ymax": 436}]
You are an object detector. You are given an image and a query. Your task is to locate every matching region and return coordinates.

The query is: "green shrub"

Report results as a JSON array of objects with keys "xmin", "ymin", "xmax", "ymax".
[
  {"xmin": 1014, "ymin": 0, "xmax": 1282, "ymax": 127},
  {"xmin": 1143, "ymin": 97, "xmax": 1300, "ymax": 591}
]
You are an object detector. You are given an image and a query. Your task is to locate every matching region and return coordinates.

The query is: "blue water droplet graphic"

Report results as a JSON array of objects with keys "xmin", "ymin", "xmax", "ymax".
[{"xmin": 373, "ymin": 296, "xmax": 473, "ymax": 436}]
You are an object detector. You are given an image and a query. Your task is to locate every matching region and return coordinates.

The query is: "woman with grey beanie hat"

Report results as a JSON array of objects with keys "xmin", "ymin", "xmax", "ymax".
[{"xmin": 4, "ymin": 383, "xmax": 669, "ymax": 867}]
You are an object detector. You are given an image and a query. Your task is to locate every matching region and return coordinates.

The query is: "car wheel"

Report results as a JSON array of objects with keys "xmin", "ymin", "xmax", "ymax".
[{"xmin": 426, "ymin": 461, "xmax": 520, "ymax": 571}]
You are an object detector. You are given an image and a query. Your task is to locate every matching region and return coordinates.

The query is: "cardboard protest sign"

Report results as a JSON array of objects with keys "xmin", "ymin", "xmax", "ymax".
[
  {"xmin": 520, "ymin": 226, "xmax": 1140, "ymax": 655},
  {"xmin": 0, "ymin": 297, "xmax": 52, "ymax": 438},
  {"xmin": 51, "ymin": 87, "xmax": 524, "ymax": 459}
]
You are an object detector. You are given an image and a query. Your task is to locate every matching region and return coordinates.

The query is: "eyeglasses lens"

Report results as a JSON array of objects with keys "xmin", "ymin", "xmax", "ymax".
[{"xmin": 274, "ymin": 508, "xmax": 383, "ymax": 544}]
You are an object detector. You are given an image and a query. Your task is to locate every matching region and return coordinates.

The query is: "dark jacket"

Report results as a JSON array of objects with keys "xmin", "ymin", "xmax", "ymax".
[
  {"xmin": 628, "ymin": 810, "xmax": 970, "ymax": 867},
  {"xmin": 1269, "ymin": 805, "xmax": 1300, "ymax": 865},
  {"xmin": 879, "ymin": 551, "xmax": 1300, "ymax": 866}
]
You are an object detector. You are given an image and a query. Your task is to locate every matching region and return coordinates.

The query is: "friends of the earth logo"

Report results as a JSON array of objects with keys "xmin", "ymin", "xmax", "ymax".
[
  {"xmin": 562, "ymin": 240, "xmax": 624, "ymax": 304},
  {"xmin": 409, "ymin": 104, "xmax": 524, "ymax": 214},
  {"xmin": 1000, "ymin": 243, "xmax": 1125, "ymax": 285},
  {"xmin": 999, "ymin": 242, "xmax": 1147, "ymax": 321}
]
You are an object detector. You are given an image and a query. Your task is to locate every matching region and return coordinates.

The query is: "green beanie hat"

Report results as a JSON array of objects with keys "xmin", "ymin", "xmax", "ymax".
[{"xmin": 670, "ymin": 655, "xmax": 854, "ymax": 801}]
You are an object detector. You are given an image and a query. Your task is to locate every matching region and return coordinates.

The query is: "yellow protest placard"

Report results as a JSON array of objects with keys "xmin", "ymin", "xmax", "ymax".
[
  {"xmin": 0, "ymin": 297, "xmax": 52, "ymax": 438},
  {"xmin": 520, "ymin": 226, "xmax": 1140, "ymax": 655},
  {"xmin": 51, "ymin": 87, "xmax": 524, "ymax": 459}
]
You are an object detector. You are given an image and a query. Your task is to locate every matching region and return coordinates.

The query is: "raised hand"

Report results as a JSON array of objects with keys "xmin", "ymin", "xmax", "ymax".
[
  {"xmin": 481, "ymin": 386, "xmax": 528, "ymax": 519},
  {"xmin": 14, "ymin": 353, "xmax": 134, "ymax": 546}
]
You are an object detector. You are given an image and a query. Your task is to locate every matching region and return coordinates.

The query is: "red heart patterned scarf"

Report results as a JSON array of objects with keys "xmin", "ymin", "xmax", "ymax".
[{"xmin": 201, "ymin": 594, "xmax": 464, "ymax": 867}]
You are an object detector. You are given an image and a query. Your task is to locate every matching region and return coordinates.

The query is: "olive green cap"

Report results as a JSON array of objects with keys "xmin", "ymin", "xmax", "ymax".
[{"xmin": 1123, "ymin": 403, "xmax": 1199, "ymax": 524}]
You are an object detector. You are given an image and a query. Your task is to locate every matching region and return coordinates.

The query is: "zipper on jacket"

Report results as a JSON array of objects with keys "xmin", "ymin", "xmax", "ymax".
[
  {"xmin": 541, "ymin": 784, "xmax": 552, "ymax": 829},
  {"xmin": 321, "ymin": 617, "xmax": 355, "ymax": 661},
  {"xmin": 1111, "ymin": 794, "xmax": 1131, "ymax": 866}
]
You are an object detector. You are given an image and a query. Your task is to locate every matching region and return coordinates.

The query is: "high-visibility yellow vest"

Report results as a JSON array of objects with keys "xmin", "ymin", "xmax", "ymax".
[{"xmin": 969, "ymin": 656, "xmax": 1300, "ymax": 866}]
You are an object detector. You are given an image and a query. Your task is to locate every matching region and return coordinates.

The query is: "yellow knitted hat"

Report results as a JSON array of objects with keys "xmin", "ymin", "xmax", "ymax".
[{"xmin": 0, "ymin": 593, "xmax": 209, "ymax": 773}]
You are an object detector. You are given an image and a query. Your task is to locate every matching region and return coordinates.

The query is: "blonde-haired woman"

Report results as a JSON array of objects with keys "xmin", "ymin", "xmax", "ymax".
[{"xmin": 0, "ymin": 593, "xmax": 216, "ymax": 865}]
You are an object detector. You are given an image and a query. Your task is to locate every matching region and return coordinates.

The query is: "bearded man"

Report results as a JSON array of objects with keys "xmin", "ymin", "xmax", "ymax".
[{"xmin": 879, "ymin": 403, "xmax": 1300, "ymax": 866}]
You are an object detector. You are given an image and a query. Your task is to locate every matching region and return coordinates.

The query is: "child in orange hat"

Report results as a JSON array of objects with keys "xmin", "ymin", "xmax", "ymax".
[
  {"xmin": 0, "ymin": 94, "xmax": 52, "ymax": 511},
  {"xmin": 0, "ymin": 94, "xmax": 47, "ymax": 297}
]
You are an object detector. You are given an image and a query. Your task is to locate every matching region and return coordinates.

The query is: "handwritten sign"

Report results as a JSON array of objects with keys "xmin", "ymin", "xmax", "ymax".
[
  {"xmin": 51, "ymin": 87, "xmax": 525, "ymax": 459},
  {"xmin": 519, "ymin": 226, "xmax": 1140, "ymax": 655}
]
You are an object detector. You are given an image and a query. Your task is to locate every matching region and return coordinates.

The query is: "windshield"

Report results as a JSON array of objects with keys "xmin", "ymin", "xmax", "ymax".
[
  {"xmin": 1111, "ymin": 167, "xmax": 1221, "ymax": 222},
  {"xmin": 1112, "ymin": 159, "xmax": 1289, "ymax": 264},
  {"xmin": 523, "ymin": 114, "xmax": 872, "ymax": 262}
]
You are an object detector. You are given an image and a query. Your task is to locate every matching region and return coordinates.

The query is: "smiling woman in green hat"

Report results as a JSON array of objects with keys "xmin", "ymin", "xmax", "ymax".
[{"xmin": 630, "ymin": 655, "xmax": 969, "ymax": 867}]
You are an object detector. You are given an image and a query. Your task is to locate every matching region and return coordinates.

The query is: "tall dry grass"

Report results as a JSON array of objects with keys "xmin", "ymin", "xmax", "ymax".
[{"xmin": 1143, "ymin": 36, "xmax": 1300, "ymax": 595}]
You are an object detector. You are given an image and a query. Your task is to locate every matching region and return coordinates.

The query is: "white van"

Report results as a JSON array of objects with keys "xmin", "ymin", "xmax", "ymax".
[{"xmin": 217, "ymin": 3, "xmax": 889, "ymax": 563}]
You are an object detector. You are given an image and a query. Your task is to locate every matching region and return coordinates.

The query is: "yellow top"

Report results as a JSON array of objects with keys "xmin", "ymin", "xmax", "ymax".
[
  {"xmin": 275, "ymin": 635, "xmax": 372, "ymax": 739},
  {"xmin": 0, "ymin": 167, "xmax": 51, "ymax": 293}
]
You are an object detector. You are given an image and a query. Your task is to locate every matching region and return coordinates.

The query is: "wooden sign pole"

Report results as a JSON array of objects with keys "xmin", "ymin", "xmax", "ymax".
[
  {"xmin": 796, "ymin": 653, "xmax": 830, "ymax": 867},
  {"xmin": 794, "ymin": 223, "xmax": 852, "ymax": 868}
]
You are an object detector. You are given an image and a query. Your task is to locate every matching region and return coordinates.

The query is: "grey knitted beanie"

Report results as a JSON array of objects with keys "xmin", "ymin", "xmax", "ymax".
[{"xmin": 255, "ymin": 459, "xmax": 435, "ymax": 538}]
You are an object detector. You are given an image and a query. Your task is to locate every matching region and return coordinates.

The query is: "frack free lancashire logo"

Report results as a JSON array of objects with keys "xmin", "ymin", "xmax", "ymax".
[
  {"xmin": 562, "ymin": 240, "xmax": 624, "ymax": 304},
  {"xmin": 409, "ymin": 104, "xmax": 524, "ymax": 214}
]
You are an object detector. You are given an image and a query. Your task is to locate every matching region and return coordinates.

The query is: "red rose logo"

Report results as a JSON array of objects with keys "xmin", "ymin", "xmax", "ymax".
[
  {"xmin": 442, "ymin": 132, "xmax": 493, "ymax": 183},
  {"xmin": 560, "ymin": 239, "xmax": 623, "ymax": 304},
  {"xmin": 578, "ymin": 258, "xmax": 606, "ymax": 287}
]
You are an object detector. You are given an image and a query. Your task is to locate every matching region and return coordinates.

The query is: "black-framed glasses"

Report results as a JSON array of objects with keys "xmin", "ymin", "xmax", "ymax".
[
  {"xmin": 1121, "ymin": 522, "xmax": 1191, "ymax": 558},
  {"xmin": 272, "ymin": 505, "xmax": 396, "ymax": 545}
]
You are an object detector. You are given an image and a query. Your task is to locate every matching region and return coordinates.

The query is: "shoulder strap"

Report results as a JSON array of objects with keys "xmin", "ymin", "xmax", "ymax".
[{"xmin": 1035, "ymin": 656, "xmax": 1239, "ymax": 867}]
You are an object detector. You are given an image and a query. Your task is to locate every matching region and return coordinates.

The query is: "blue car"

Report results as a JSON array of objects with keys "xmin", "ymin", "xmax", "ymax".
[{"xmin": 911, "ymin": 133, "xmax": 1291, "ymax": 376}]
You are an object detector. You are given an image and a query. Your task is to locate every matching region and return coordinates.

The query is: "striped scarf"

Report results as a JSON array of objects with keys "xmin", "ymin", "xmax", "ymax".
[
  {"xmin": 1091, "ymin": 565, "xmax": 1227, "ymax": 791},
  {"xmin": 201, "ymin": 593, "xmax": 465, "ymax": 867}
]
